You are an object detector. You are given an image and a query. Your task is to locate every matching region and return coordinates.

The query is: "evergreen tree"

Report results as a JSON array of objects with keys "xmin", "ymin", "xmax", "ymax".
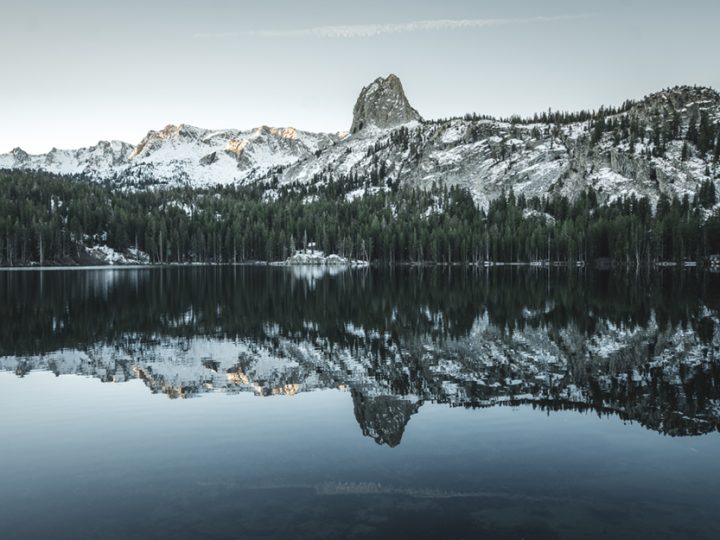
[
  {"xmin": 697, "ymin": 111, "xmax": 713, "ymax": 154},
  {"xmin": 686, "ymin": 107, "xmax": 699, "ymax": 145},
  {"xmin": 698, "ymin": 179, "xmax": 716, "ymax": 209},
  {"xmin": 591, "ymin": 115, "xmax": 606, "ymax": 145},
  {"xmin": 681, "ymin": 141, "xmax": 690, "ymax": 161}
]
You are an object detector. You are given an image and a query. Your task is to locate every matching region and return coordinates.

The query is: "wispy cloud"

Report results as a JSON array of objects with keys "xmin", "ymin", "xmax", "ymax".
[{"xmin": 193, "ymin": 15, "xmax": 593, "ymax": 40}]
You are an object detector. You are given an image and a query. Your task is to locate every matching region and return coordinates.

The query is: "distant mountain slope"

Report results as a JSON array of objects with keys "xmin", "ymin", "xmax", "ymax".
[
  {"xmin": 2, "ymin": 75, "xmax": 719, "ymax": 206},
  {"xmin": 0, "ymin": 124, "xmax": 342, "ymax": 188}
]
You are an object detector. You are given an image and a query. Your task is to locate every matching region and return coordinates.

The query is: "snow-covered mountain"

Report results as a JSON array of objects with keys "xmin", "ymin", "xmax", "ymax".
[
  {"xmin": 2, "ymin": 75, "xmax": 719, "ymax": 205},
  {"xmin": 0, "ymin": 124, "xmax": 342, "ymax": 188},
  {"xmin": 1, "ymin": 141, "xmax": 135, "ymax": 180}
]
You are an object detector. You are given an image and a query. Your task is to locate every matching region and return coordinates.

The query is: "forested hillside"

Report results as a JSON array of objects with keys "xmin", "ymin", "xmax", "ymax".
[{"xmin": 1, "ymin": 169, "xmax": 718, "ymax": 266}]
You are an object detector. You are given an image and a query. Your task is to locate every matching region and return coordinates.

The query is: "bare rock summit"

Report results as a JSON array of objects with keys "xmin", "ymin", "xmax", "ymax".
[{"xmin": 350, "ymin": 74, "xmax": 422, "ymax": 134}]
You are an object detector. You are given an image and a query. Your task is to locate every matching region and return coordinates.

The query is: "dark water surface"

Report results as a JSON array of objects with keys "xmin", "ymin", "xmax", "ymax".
[{"xmin": 0, "ymin": 266, "xmax": 718, "ymax": 539}]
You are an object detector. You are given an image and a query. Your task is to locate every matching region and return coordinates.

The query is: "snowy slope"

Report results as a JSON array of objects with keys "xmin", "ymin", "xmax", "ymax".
[
  {"xmin": 123, "ymin": 123, "xmax": 342, "ymax": 187},
  {"xmin": 0, "ymin": 124, "xmax": 342, "ymax": 187},
  {"xmin": 0, "ymin": 140, "xmax": 134, "ymax": 178},
  {"xmin": 1, "ymin": 76, "xmax": 718, "ymax": 205}
]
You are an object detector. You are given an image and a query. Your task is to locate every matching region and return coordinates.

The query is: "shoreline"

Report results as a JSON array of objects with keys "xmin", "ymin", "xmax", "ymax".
[{"xmin": 0, "ymin": 261, "xmax": 714, "ymax": 271}]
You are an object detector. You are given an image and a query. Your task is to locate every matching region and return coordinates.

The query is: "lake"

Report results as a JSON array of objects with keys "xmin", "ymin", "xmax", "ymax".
[{"xmin": 1, "ymin": 266, "xmax": 718, "ymax": 539}]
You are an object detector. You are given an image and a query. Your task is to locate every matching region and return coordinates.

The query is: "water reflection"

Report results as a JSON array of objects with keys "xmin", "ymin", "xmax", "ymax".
[{"xmin": 1, "ymin": 267, "xmax": 718, "ymax": 444}]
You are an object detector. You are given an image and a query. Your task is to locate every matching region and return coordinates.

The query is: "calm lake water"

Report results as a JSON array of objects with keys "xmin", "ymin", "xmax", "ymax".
[{"xmin": 1, "ymin": 266, "xmax": 719, "ymax": 539}]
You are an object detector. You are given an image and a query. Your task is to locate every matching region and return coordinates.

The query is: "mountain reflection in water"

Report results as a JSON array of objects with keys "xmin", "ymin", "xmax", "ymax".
[{"xmin": 1, "ymin": 266, "xmax": 718, "ymax": 446}]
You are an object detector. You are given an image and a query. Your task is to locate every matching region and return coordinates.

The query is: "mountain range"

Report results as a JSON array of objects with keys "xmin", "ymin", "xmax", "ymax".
[{"xmin": 2, "ymin": 75, "xmax": 719, "ymax": 207}]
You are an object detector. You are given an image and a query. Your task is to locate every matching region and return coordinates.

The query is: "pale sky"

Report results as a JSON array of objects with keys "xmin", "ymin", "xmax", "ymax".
[{"xmin": 2, "ymin": 0, "xmax": 719, "ymax": 153}]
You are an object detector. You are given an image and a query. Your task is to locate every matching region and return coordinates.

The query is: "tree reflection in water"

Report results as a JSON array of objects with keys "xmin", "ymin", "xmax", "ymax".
[{"xmin": 1, "ymin": 266, "xmax": 718, "ymax": 444}]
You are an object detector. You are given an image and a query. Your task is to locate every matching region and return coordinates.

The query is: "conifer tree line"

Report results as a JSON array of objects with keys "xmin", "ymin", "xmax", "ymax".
[{"xmin": 0, "ymin": 169, "xmax": 718, "ymax": 266}]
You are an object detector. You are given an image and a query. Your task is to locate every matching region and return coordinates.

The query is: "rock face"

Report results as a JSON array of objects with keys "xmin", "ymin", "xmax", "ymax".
[
  {"xmin": 10, "ymin": 147, "xmax": 29, "ymax": 164},
  {"xmin": 350, "ymin": 74, "xmax": 422, "ymax": 133}
]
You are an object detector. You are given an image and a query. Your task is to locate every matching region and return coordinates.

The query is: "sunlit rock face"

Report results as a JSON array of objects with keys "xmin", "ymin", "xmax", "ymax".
[
  {"xmin": 0, "ymin": 267, "xmax": 718, "ymax": 445},
  {"xmin": 350, "ymin": 74, "xmax": 422, "ymax": 134}
]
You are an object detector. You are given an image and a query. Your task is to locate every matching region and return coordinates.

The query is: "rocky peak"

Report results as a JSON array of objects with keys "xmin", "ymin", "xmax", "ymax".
[
  {"xmin": 251, "ymin": 126, "xmax": 300, "ymax": 140},
  {"xmin": 350, "ymin": 74, "xmax": 422, "ymax": 134},
  {"xmin": 10, "ymin": 147, "xmax": 29, "ymax": 163},
  {"xmin": 630, "ymin": 85, "xmax": 720, "ymax": 119},
  {"xmin": 129, "ymin": 124, "xmax": 203, "ymax": 160},
  {"xmin": 157, "ymin": 124, "xmax": 203, "ymax": 140},
  {"xmin": 660, "ymin": 85, "xmax": 720, "ymax": 104}
]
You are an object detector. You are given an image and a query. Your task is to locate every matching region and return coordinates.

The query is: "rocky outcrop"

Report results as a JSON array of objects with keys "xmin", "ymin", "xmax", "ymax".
[
  {"xmin": 350, "ymin": 74, "xmax": 422, "ymax": 133},
  {"xmin": 10, "ymin": 147, "xmax": 30, "ymax": 164},
  {"xmin": 199, "ymin": 151, "xmax": 218, "ymax": 165},
  {"xmin": 129, "ymin": 124, "xmax": 204, "ymax": 160}
]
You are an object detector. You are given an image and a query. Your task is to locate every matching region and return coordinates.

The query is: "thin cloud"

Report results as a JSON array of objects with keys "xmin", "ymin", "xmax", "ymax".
[{"xmin": 193, "ymin": 15, "xmax": 593, "ymax": 40}]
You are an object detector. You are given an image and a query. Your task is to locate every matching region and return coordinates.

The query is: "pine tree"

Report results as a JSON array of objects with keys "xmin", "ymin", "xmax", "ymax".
[
  {"xmin": 681, "ymin": 141, "xmax": 690, "ymax": 161},
  {"xmin": 686, "ymin": 107, "xmax": 699, "ymax": 145},
  {"xmin": 591, "ymin": 115, "xmax": 606, "ymax": 145},
  {"xmin": 697, "ymin": 111, "xmax": 713, "ymax": 155},
  {"xmin": 670, "ymin": 109, "xmax": 682, "ymax": 139},
  {"xmin": 698, "ymin": 179, "xmax": 716, "ymax": 208}
]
